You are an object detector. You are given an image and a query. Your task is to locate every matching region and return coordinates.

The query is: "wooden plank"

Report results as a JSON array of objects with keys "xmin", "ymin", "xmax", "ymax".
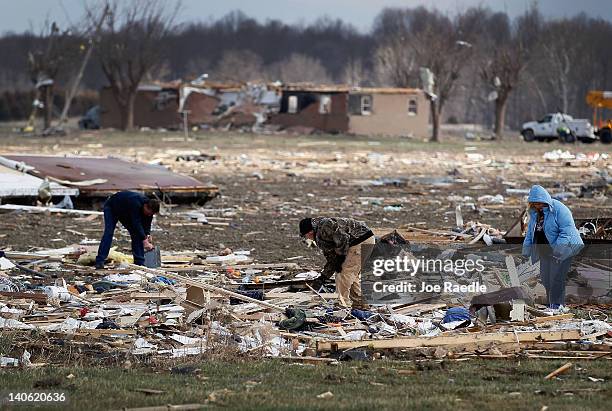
[
  {"xmin": 0, "ymin": 291, "xmax": 47, "ymax": 302},
  {"xmin": 393, "ymin": 303, "xmax": 446, "ymax": 315},
  {"xmin": 506, "ymin": 255, "xmax": 525, "ymax": 321},
  {"xmin": 75, "ymin": 329, "xmax": 136, "ymax": 336},
  {"xmin": 316, "ymin": 329, "xmax": 582, "ymax": 352},
  {"xmin": 544, "ymin": 362, "xmax": 573, "ymax": 380},
  {"xmin": 273, "ymin": 355, "xmax": 337, "ymax": 364},
  {"xmin": 532, "ymin": 313, "xmax": 574, "ymax": 323},
  {"xmin": 129, "ymin": 291, "xmax": 177, "ymax": 300}
]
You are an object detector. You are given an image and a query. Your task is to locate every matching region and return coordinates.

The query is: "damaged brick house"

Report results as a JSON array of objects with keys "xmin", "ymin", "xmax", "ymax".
[
  {"xmin": 100, "ymin": 82, "xmax": 182, "ymax": 129},
  {"xmin": 100, "ymin": 81, "xmax": 280, "ymax": 130},
  {"xmin": 269, "ymin": 84, "xmax": 429, "ymax": 137}
]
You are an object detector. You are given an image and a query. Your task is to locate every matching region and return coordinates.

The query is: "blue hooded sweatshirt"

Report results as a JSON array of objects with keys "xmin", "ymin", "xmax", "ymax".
[{"xmin": 522, "ymin": 185, "xmax": 583, "ymax": 261}]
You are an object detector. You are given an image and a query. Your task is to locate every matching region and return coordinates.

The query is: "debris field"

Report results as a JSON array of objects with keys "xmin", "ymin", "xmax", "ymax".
[{"xmin": 1, "ymin": 133, "xmax": 611, "ymax": 367}]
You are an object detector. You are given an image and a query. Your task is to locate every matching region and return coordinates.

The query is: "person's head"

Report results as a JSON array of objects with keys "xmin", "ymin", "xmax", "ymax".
[
  {"xmin": 299, "ymin": 218, "xmax": 314, "ymax": 240},
  {"xmin": 529, "ymin": 202, "xmax": 548, "ymax": 212},
  {"xmin": 143, "ymin": 198, "xmax": 161, "ymax": 216}
]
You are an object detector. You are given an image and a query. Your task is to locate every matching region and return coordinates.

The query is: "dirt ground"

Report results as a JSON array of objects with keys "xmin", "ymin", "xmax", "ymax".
[{"xmin": 0, "ymin": 129, "xmax": 611, "ymax": 270}]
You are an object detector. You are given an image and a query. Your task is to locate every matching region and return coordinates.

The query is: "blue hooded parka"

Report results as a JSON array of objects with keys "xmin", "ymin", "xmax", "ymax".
[{"xmin": 522, "ymin": 185, "xmax": 583, "ymax": 261}]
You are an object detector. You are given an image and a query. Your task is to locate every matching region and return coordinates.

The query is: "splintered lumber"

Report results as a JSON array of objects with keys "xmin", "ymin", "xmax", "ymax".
[
  {"xmin": 532, "ymin": 313, "xmax": 574, "ymax": 323},
  {"xmin": 316, "ymin": 329, "xmax": 583, "ymax": 352},
  {"xmin": 128, "ymin": 264, "xmax": 285, "ymax": 312},
  {"xmin": 0, "ymin": 204, "xmax": 103, "ymax": 215},
  {"xmin": 506, "ymin": 256, "xmax": 525, "ymax": 321},
  {"xmin": 75, "ymin": 329, "xmax": 136, "ymax": 336},
  {"xmin": 274, "ymin": 355, "xmax": 338, "ymax": 364},
  {"xmin": 0, "ymin": 291, "xmax": 48, "ymax": 302},
  {"xmin": 544, "ymin": 362, "xmax": 573, "ymax": 380}
]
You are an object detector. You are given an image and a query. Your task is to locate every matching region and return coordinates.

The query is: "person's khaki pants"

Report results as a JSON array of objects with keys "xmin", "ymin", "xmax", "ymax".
[{"xmin": 336, "ymin": 236, "xmax": 375, "ymax": 308}]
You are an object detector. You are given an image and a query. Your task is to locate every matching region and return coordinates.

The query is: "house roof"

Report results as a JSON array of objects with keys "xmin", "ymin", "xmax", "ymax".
[
  {"xmin": 2, "ymin": 154, "xmax": 218, "ymax": 198},
  {"xmin": 351, "ymin": 87, "xmax": 422, "ymax": 95},
  {"xmin": 280, "ymin": 83, "xmax": 350, "ymax": 93},
  {"xmin": 278, "ymin": 83, "xmax": 422, "ymax": 95}
]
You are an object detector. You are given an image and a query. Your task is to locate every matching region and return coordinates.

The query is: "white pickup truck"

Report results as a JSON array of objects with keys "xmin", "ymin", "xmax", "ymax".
[{"xmin": 521, "ymin": 113, "xmax": 596, "ymax": 143}]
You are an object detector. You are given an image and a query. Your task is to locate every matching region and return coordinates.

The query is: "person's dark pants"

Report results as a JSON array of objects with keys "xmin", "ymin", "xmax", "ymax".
[
  {"xmin": 95, "ymin": 206, "xmax": 145, "ymax": 266},
  {"xmin": 539, "ymin": 254, "xmax": 572, "ymax": 306},
  {"xmin": 129, "ymin": 231, "xmax": 145, "ymax": 266}
]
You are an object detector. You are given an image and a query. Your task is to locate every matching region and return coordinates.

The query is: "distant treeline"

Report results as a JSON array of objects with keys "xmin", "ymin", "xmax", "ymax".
[{"xmin": 0, "ymin": 8, "xmax": 611, "ymax": 130}]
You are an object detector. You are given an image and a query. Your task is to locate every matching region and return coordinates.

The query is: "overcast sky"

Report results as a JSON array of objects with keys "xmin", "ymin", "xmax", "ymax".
[{"xmin": 1, "ymin": 0, "xmax": 610, "ymax": 34}]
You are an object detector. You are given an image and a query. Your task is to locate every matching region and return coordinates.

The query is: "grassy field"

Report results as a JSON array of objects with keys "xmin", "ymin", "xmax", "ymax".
[{"xmin": 1, "ymin": 358, "xmax": 611, "ymax": 410}]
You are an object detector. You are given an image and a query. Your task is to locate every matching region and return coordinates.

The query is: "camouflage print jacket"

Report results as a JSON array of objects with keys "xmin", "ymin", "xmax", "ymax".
[{"xmin": 311, "ymin": 217, "xmax": 373, "ymax": 279}]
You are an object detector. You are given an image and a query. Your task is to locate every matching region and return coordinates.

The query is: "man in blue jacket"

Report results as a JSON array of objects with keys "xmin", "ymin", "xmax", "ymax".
[
  {"xmin": 95, "ymin": 191, "xmax": 160, "ymax": 269},
  {"xmin": 522, "ymin": 185, "xmax": 583, "ymax": 312}
]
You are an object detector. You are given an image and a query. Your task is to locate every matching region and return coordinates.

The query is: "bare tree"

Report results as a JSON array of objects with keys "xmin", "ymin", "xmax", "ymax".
[
  {"xmin": 270, "ymin": 53, "xmax": 331, "ymax": 83},
  {"xmin": 87, "ymin": 0, "xmax": 179, "ymax": 130},
  {"xmin": 27, "ymin": 22, "xmax": 76, "ymax": 129},
  {"xmin": 480, "ymin": 45, "xmax": 526, "ymax": 138},
  {"xmin": 373, "ymin": 7, "xmax": 471, "ymax": 141},
  {"xmin": 342, "ymin": 56, "xmax": 366, "ymax": 86},
  {"xmin": 374, "ymin": 34, "xmax": 417, "ymax": 87},
  {"xmin": 214, "ymin": 50, "xmax": 265, "ymax": 81},
  {"xmin": 540, "ymin": 30, "xmax": 574, "ymax": 113}
]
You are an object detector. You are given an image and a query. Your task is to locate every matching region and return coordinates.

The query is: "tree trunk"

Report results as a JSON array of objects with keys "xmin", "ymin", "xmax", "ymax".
[
  {"xmin": 430, "ymin": 99, "xmax": 439, "ymax": 142},
  {"xmin": 126, "ymin": 91, "xmax": 136, "ymax": 130},
  {"xmin": 494, "ymin": 95, "xmax": 508, "ymax": 139},
  {"xmin": 43, "ymin": 85, "xmax": 53, "ymax": 129},
  {"xmin": 119, "ymin": 91, "xmax": 137, "ymax": 130}
]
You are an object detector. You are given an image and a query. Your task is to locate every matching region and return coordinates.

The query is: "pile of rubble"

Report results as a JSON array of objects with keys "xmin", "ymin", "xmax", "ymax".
[{"xmin": 1, "ymin": 240, "xmax": 611, "ymax": 367}]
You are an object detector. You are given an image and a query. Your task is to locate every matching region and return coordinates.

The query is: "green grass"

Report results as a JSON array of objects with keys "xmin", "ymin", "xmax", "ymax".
[{"xmin": 1, "ymin": 359, "xmax": 610, "ymax": 410}]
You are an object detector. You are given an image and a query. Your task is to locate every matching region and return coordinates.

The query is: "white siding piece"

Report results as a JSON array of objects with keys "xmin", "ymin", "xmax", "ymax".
[{"xmin": 0, "ymin": 164, "xmax": 79, "ymax": 198}]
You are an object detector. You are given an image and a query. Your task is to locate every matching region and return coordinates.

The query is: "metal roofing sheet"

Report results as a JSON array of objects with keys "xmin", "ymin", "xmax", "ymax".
[{"xmin": 2, "ymin": 155, "xmax": 217, "ymax": 196}]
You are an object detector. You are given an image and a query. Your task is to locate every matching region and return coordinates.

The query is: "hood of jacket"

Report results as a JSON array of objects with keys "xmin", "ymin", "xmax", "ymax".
[{"xmin": 528, "ymin": 185, "xmax": 553, "ymax": 209}]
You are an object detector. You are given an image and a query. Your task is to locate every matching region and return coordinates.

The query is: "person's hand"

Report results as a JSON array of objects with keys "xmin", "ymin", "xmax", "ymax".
[{"xmin": 143, "ymin": 237, "xmax": 154, "ymax": 251}]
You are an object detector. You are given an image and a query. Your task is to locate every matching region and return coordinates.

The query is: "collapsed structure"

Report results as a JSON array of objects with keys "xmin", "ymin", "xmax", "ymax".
[
  {"xmin": 99, "ymin": 81, "xmax": 429, "ymax": 137},
  {"xmin": 270, "ymin": 84, "xmax": 428, "ymax": 137}
]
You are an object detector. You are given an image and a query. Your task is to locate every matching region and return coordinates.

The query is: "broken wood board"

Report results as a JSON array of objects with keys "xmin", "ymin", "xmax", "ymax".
[
  {"xmin": 506, "ymin": 255, "xmax": 525, "ymax": 321},
  {"xmin": 0, "ymin": 291, "xmax": 48, "ymax": 302},
  {"xmin": 316, "ymin": 329, "xmax": 582, "ymax": 352},
  {"xmin": 75, "ymin": 329, "xmax": 137, "ymax": 336},
  {"xmin": 531, "ymin": 313, "xmax": 574, "ymax": 323}
]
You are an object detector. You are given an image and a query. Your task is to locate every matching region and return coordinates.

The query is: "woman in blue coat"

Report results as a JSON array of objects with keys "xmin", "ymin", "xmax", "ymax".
[{"xmin": 522, "ymin": 185, "xmax": 583, "ymax": 311}]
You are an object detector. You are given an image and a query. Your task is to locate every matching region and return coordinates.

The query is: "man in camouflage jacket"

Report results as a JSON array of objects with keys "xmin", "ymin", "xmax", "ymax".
[{"xmin": 299, "ymin": 217, "xmax": 374, "ymax": 308}]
